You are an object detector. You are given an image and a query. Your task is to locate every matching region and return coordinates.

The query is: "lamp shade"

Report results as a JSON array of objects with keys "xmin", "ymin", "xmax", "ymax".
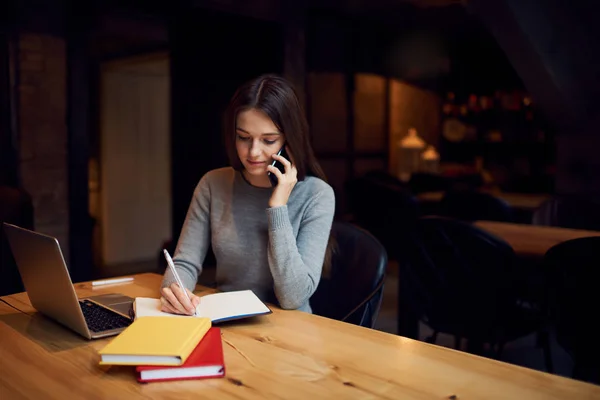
[
  {"xmin": 420, "ymin": 145, "xmax": 440, "ymax": 174},
  {"xmin": 399, "ymin": 127, "xmax": 426, "ymax": 149},
  {"xmin": 396, "ymin": 128, "xmax": 426, "ymax": 181}
]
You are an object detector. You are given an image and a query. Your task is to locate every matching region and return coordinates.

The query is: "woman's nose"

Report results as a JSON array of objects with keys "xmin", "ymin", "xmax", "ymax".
[{"xmin": 249, "ymin": 140, "xmax": 262, "ymax": 157}]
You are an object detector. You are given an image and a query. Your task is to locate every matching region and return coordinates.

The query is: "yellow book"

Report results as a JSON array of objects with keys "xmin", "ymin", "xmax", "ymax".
[{"xmin": 98, "ymin": 316, "xmax": 211, "ymax": 366}]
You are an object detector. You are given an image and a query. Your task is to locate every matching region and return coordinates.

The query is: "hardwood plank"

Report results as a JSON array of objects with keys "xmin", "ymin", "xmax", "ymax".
[
  {"xmin": 1, "ymin": 273, "xmax": 598, "ymax": 399},
  {"xmin": 417, "ymin": 190, "xmax": 549, "ymax": 210},
  {"xmin": 475, "ymin": 220, "xmax": 600, "ymax": 258}
]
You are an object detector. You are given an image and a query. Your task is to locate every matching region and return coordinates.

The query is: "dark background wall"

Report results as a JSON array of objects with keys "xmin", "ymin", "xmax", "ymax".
[
  {"xmin": 0, "ymin": 1, "xmax": 18, "ymax": 187},
  {"xmin": 469, "ymin": 0, "xmax": 600, "ymax": 195},
  {"xmin": 2, "ymin": 0, "xmax": 600, "ymax": 285},
  {"xmin": 169, "ymin": 8, "xmax": 284, "ymax": 241}
]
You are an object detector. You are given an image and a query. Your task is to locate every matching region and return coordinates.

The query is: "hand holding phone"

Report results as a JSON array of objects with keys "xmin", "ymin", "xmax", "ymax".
[
  {"xmin": 266, "ymin": 145, "xmax": 298, "ymax": 208},
  {"xmin": 267, "ymin": 145, "xmax": 289, "ymax": 187}
]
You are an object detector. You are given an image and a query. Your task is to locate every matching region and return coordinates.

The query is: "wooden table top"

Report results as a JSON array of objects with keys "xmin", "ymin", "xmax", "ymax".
[
  {"xmin": 475, "ymin": 220, "xmax": 600, "ymax": 258},
  {"xmin": 1, "ymin": 273, "xmax": 599, "ymax": 399},
  {"xmin": 417, "ymin": 190, "xmax": 550, "ymax": 210}
]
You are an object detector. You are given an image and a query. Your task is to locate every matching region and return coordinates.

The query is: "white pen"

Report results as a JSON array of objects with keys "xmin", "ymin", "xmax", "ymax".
[
  {"xmin": 163, "ymin": 249, "xmax": 197, "ymax": 316},
  {"xmin": 91, "ymin": 277, "xmax": 134, "ymax": 286}
]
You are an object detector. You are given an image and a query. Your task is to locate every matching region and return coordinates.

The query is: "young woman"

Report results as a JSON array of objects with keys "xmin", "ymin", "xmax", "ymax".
[{"xmin": 160, "ymin": 74, "xmax": 335, "ymax": 315}]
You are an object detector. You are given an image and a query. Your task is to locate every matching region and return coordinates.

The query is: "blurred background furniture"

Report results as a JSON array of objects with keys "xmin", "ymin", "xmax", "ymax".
[
  {"xmin": 396, "ymin": 216, "xmax": 552, "ymax": 370},
  {"xmin": 345, "ymin": 175, "xmax": 419, "ymax": 261},
  {"xmin": 438, "ymin": 189, "xmax": 513, "ymax": 222},
  {"xmin": 544, "ymin": 236, "xmax": 600, "ymax": 384},
  {"xmin": 474, "ymin": 221, "xmax": 600, "ymax": 260},
  {"xmin": 407, "ymin": 172, "xmax": 450, "ymax": 194},
  {"xmin": 310, "ymin": 221, "xmax": 387, "ymax": 328},
  {"xmin": 533, "ymin": 195, "xmax": 600, "ymax": 231}
]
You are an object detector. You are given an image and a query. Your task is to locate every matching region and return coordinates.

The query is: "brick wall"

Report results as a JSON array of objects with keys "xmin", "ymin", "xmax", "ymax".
[{"xmin": 16, "ymin": 33, "xmax": 69, "ymax": 262}]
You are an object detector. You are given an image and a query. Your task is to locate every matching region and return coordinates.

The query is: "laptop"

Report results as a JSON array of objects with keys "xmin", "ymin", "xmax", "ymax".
[{"xmin": 3, "ymin": 223, "xmax": 134, "ymax": 339}]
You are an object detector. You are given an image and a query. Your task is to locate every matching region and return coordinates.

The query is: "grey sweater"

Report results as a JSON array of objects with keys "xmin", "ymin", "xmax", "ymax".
[{"xmin": 161, "ymin": 167, "xmax": 335, "ymax": 313}]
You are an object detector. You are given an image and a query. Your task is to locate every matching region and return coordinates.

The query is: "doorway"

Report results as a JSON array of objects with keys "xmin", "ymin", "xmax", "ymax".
[{"xmin": 91, "ymin": 52, "xmax": 171, "ymax": 272}]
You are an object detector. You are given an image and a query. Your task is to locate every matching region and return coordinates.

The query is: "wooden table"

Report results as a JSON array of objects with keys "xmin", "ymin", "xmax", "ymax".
[
  {"xmin": 417, "ymin": 191, "xmax": 550, "ymax": 211},
  {"xmin": 475, "ymin": 220, "xmax": 600, "ymax": 258},
  {"xmin": 1, "ymin": 273, "xmax": 599, "ymax": 399}
]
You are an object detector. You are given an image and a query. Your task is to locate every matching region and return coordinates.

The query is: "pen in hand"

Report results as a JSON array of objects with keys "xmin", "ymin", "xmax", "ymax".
[{"xmin": 163, "ymin": 249, "xmax": 197, "ymax": 316}]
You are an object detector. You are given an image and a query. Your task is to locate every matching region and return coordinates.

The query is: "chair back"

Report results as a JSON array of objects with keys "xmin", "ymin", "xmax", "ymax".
[
  {"xmin": 397, "ymin": 216, "xmax": 518, "ymax": 336},
  {"xmin": 544, "ymin": 236, "xmax": 600, "ymax": 382},
  {"xmin": 364, "ymin": 170, "xmax": 406, "ymax": 190},
  {"xmin": 408, "ymin": 172, "xmax": 449, "ymax": 194},
  {"xmin": 311, "ymin": 221, "xmax": 387, "ymax": 328},
  {"xmin": 439, "ymin": 190, "xmax": 513, "ymax": 222},
  {"xmin": 345, "ymin": 177, "xmax": 419, "ymax": 259},
  {"xmin": 533, "ymin": 195, "xmax": 600, "ymax": 231}
]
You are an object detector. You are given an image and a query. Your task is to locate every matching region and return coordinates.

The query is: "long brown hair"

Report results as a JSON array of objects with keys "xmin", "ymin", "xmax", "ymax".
[{"xmin": 223, "ymin": 74, "xmax": 335, "ymax": 276}]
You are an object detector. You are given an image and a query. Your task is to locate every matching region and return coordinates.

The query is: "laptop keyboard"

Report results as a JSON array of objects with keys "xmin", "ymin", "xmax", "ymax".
[{"xmin": 79, "ymin": 300, "xmax": 132, "ymax": 333}]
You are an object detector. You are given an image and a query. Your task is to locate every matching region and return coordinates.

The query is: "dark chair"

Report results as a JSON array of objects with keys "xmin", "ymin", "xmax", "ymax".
[
  {"xmin": 408, "ymin": 172, "xmax": 449, "ymax": 194},
  {"xmin": 532, "ymin": 195, "xmax": 600, "ymax": 231},
  {"xmin": 439, "ymin": 190, "xmax": 513, "ymax": 222},
  {"xmin": 364, "ymin": 170, "xmax": 406, "ymax": 191},
  {"xmin": 345, "ymin": 177, "xmax": 419, "ymax": 260},
  {"xmin": 0, "ymin": 186, "xmax": 34, "ymax": 296},
  {"xmin": 396, "ymin": 216, "xmax": 552, "ymax": 369},
  {"xmin": 544, "ymin": 237, "xmax": 600, "ymax": 384},
  {"xmin": 310, "ymin": 221, "xmax": 387, "ymax": 328}
]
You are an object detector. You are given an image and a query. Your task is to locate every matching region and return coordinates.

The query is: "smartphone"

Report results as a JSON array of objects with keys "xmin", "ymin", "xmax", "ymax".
[{"xmin": 267, "ymin": 145, "xmax": 288, "ymax": 187}]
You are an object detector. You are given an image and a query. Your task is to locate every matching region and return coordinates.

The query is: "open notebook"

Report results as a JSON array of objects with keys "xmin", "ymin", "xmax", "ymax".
[{"xmin": 134, "ymin": 290, "xmax": 272, "ymax": 323}]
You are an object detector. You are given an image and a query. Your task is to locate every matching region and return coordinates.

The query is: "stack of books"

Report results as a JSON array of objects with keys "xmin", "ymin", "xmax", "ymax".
[
  {"xmin": 98, "ymin": 316, "xmax": 225, "ymax": 383},
  {"xmin": 97, "ymin": 290, "xmax": 272, "ymax": 383}
]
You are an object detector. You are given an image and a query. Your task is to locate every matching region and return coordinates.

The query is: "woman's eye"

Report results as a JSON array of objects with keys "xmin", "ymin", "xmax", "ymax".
[
  {"xmin": 237, "ymin": 135, "xmax": 250, "ymax": 141},
  {"xmin": 264, "ymin": 140, "xmax": 277, "ymax": 145}
]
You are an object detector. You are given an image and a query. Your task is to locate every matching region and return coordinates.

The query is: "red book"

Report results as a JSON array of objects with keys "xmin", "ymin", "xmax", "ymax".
[{"xmin": 136, "ymin": 327, "xmax": 225, "ymax": 383}]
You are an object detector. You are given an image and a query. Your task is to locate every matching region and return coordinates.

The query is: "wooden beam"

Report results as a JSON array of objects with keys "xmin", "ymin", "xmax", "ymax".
[
  {"xmin": 345, "ymin": 17, "xmax": 356, "ymax": 180},
  {"xmin": 66, "ymin": 0, "xmax": 94, "ymax": 282},
  {"xmin": 0, "ymin": 5, "xmax": 18, "ymax": 187},
  {"xmin": 282, "ymin": 0, "xmax": 308, "ymax": 108}
]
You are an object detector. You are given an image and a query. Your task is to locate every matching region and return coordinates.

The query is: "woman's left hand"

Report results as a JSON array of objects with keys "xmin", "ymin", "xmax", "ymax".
[{"xmin": 267, "ymin": 150, "xmax": 298, "ymax": 208}]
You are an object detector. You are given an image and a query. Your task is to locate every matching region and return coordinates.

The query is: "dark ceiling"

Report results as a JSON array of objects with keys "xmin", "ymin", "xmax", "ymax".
[
  {"xmin": 6, "ymin": 0, "xmax": 523, "ymax": 96},
  {"xmin": 307, "ymin": 1, "xmax": 524, "ymax": 95}
]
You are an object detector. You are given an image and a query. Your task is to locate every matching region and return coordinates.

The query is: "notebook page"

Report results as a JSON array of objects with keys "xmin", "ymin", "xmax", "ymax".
[
  {"xmin": 196, "ymin": 290, "xmax": 270, "ymax": 322},
  {"xmin": 134, "ymin": 297, "xmax": 183, "ymax": 318},
  {"xmin": 134, "ymin": 290, "xmax": 270, "ymax": 322}
]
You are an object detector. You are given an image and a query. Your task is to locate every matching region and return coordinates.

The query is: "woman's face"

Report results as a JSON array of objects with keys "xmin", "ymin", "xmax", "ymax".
[{"xmin": 235, "ymin": 108, "xmax": 285, "ymax": 186}]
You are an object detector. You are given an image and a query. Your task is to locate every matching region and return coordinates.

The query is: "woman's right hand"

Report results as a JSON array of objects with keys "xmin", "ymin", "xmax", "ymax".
[{"xmin": 160, "ymin": 282, "xmax": 201, "ymax": 315}]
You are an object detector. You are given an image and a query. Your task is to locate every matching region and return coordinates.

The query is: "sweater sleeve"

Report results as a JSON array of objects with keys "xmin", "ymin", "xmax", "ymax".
[
  {"xmin": 161, "ymin": 176, "xmax": 211, "ymax": 292},
  {"xmin": 266, "ymin": 185, "xmax": 335, "ymax": 309}
]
